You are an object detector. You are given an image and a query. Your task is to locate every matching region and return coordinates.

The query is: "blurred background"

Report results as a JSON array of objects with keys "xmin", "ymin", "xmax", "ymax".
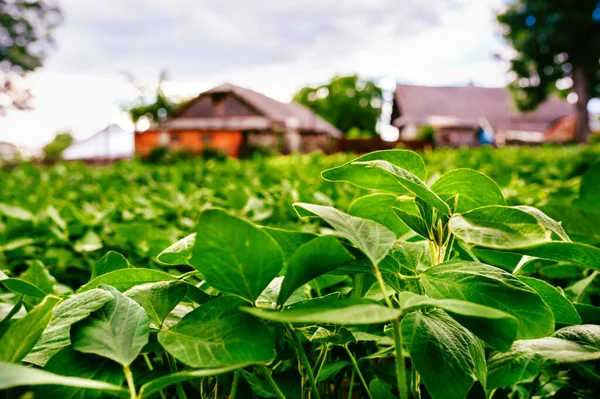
[{"xmin": 1, "ymin": 0, "xmax": 600, "ymax": 162}]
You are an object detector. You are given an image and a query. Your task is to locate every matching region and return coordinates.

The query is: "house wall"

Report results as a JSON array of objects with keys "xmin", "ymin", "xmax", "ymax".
[
  {"xmin": 135, "ymin": 130, "xmax": 243, "ymax": 158},
  {"xmin": 435, "ymin": 127, "xmax": 478, "ymax": 148}
]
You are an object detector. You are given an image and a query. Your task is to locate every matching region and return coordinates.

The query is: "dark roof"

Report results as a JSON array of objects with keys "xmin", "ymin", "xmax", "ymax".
[
  {"xmin": 391, "ymin": 84, "xmax": 575, "ymax": 133},
  {"xmin": 164, "ymin": 83, "xmax": 341, "ymax": 137}
]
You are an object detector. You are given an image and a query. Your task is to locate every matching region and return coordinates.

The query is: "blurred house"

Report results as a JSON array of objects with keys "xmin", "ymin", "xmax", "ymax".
[
  {"xmin": 0, "ymin": 141, "xmax": 20, "ymax": 162},
  {"xmin": 63, "ymin": 124, "xmax": 134, "ymax": 161},
  {"xmin": 391, "ymin": 84, "xmax": 576, "ymax": 147},
  {"xmin": 135, "ymin": 83, "xmax": 341, "ymax": 158}
]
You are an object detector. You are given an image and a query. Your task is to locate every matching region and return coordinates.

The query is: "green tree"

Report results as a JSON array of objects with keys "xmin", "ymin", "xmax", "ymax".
[
  {"xmin": 293, "ymin": 75, "xmax": 383, "ymax": 137},
  {"xmin": 497, "ymin": 1, "xmax": 600, "ymax": 143},
  {"xmin": 43, "ymin": 131, "xmax": 73, "ymax": 162},
  {"xmin": 0, "ymin": 0, "xmax": 61, "ymax": 114}
]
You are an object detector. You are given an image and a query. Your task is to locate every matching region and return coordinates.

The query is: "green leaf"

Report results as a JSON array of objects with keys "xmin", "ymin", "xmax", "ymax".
[
  {"xmin": 20, "ymin": 260, "xmax": 57, "ymax": 295},
  {"xmin": 262, "ymin": 227, "xmax": 317, "ymax": 262},
  {"xmin": 157, "ymin": 233, "xmax": 195, "ymax": 265},
  {"xmin": 190, "ymin": 209, "xmax": 283, "ymax": 302},
  {"xmin": 421, "ymin": 261, "xmax": 554, "ymax": 339},
  {"xmin": 0, "ymin": 296, "xmax": 24, "ymax": 322},
  {"xmin": 26, "ymin": 288, "xmax": 114, "ymax": 366},
  {"xmin": 322, "ymin": 149, "xmax": 427, "ymax": 193},
  {"xmin": 397, "ymin": 291, "xmax": 518, "ymax": 351},
  {"xmin": 1, "ymin": 277, "xmax": 47, "ymax": 298},
  {"xmin": 93, "ymin": 251, "xmax": 130, "ymax": 278},
  {"xmin": 369, "ymin": 378, "xmax": 396, "ymax": 399},
  {"xmin": 519, "ymin": 276, "xmax": 581, "ymax": 325},
  {"xmin": 71, "ymin": 285, "xmax": 149, "ymax": 367},
  {"xmin": 74, "ymin": 230, "xmax": 103, "ymax": 253},
  {"xmin": 501, "ymin": 241, "xmax": 600, "ymax": 271},
  {"xmin": 79, "ymin": 268, "xmax": 177, "ymax": 292},
  {"xmin": 293, "ymin": 203, "xmax": 395, "ymax": 267},
  {"xmin": 0, "ymin": 361, "xmax": 127, "ymax": 395},
  {"xmin": 392, "ymin": 207, "xmax": 429, "ymax": 238},
  {"xmin": 449, "ymin": 206, "xmax": 549, "ymax": 248},
  {"xmin": 487, "ymin": 325, "xmax": 600, "ymax": 389},
  {"xmin": 124, "ymin": 280, "xmax": 188, "ymax": 328},
  {"xmin": 0, "ymin": 202, "xmax": 34, "ymax": 221},
  {"xmin": 139, "ymin": 364, "xmax": 245, "ymax": 398},
  {"xmin": 353, "ymin": 160, "xmax": 450, "ymax": 215},
  {"xmin": 278, "ymin": 236, "xmax": 354, "ymax": 306},
  {"xmin": 574, "ymin": 162, "xmax": 600, "ymax": 212},
  {"xmin": 33, "ymin": 347, "xmax": 125, "ymax": 399},
  {"xmin": 158, "ymin": 296, "xmax": 275, "ymax": 368},
  {"xmin": 243, "ymin": 297, "xmax": 402, "ymax": 325},
  {"xmin": 0, "ymin": 295, "xmax": 60, "ymax": 363},
  {"xmin": 515, "ymin": 206, "xmax": 570, "ymax": 242},
  {"xmin": 317, "ymin": 362, "xmax": 351, "ymax": 382},
  {"xmin": 431, "ymin": 169, "xmax": 506, "ymax": 213},
  {"xmin": 402, "ymin": 310, "xmax": 486, "ymax": 399},
  {"xmin": 348, "ymin": 194, "xmax": 416, "ymax": 237}
]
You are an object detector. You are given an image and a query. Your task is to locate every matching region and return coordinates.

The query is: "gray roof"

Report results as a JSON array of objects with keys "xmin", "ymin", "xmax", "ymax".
[{"xmin": 391, "ymin": 84, "xmax": 575, "ymax": 133}]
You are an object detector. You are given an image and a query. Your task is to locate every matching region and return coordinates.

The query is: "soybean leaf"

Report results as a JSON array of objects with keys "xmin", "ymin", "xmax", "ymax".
[
  {"xmin": 33, "ymin": 347, "xmax": 125, "ymax": 399},
  {"xmin": 278, "ymin": 236, "xmax": 354, "ymax": 306},
  {"xmin": 317, "ymin": 362, "xmax": 351, "ymax": 382},
  {"xmin": 1, "ymin": 277, "xmax": 47, "ymax": 298},
  {"xmin": 575, "ymin": 303, "xmax": 600, "ymax": 324},
  {"xmin": 124, "ymin": 280, "xmax": 188, "ymax": 328},
  {"xmin": 392, "ymin": 207, "xmax": 429, "ymax": 239},
  {"xmin": 243, "ymin": 297, "xmax": 402, "ymax": 325},
  {"xmin": 190, "ymin": 209, "xmax": 283, "ymax": 302},
  {"xmin": 449, "ymin": 206, "xmax": 549, "ymax": 248},
  {"xmin": 501, "ymin": 241, "xmax": 600, "ymax": 271},
  {"xmin": 519, "ymin": 276, "xmax": 581, "ymax": 325},
  {"xmin": 348, "ymin": 194, "xmax": 416, "ymax": 238},
  {"xmin": 139, "ymin": 364, "xmax": 246, "ymax": 398},
  {"xmin": 256, "ymin": 277, "xmax": 309, "ymax": 310},
  {"xmin": 0, "ymin": 361, "xmax": 127, "ymax": 395},
  {"xmin": 0, "ymin": 295, "xmax": 60, "ymax": 363},
  {"xmin": 398, "ymin": 291, "xmax": 518, "ymax": 351},
  {"xmin": 402, "ymin": 310, "xmax": 486, "ymax": 399},
  {"xmin": 421, "ymin": 261, "xmax": 555, "ymax": 339},
  {"xmin": 369, "ymin": 378, "xmax": 396, "ymax": 399},
  {"xmin": 431, "ymin": 169, "xmax": 506, "ymax": 213},
  {"xmin": 262, "ymin": 227, "xmax": 317, "ymax": 262},
  {"xmin": 93, "ymin": 251, "xmax": 130, "ymax": 278},
  {"xmin": 79, "ymin": 268, "xmax": 177, "ymax": 292},
  {"xmin": 158, "ymin": 296, "xmax": 275, "ymax": 368},
  {"xmin": 71, "ymin": 285, "xmax": 149, "ymax": 367},
  {"xmin": 74, "ymin": 230, "xmax": 103, "ymax": 253},
  {"xmin": 487, "ymin": 325, "xmax": 600, "ymax": 389},
  {"xmin": 321, "ymin": 149, "xmax": 427, "ymax": 193},
  {"xmin": 0, "ymin": 202, "xmax": 34, "ymax": 221},
  {"xmin": 157, "ymin": 233, "xmax": 195, "ymax": 265},
  {"xmin": 0, "ymin": 295, "xmax": 24, "ymax": 322},
  {"xmin": 26, "ymin": 288, "xmax": 114, "ymax": 366},
  {"xmin": 294, "ymin": 203, "xmax": 395, "ymax": 267},
  {"xmin": 20, "ymin": 260, "xmax": 56, "ymax": 295},
  {"xmin": 353, "ymin": 160, "xmax": 451, "ymax": 215},
  {"xmin": 515, "ymin": 206, "xmax": 571, "ymax": 242},
  {"xmin": 573, "ymin": 162, "xmax": 600, "ymax": 212}
]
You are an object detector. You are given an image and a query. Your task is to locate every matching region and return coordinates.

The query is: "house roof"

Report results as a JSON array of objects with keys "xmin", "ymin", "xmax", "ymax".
[
  {"xmin": 391, "ymin": 84, "xmax": 575, "ymax": 133},
  {"xmin": 164, "ymin": 83, "xmax": 342, "ymax": 137},
  {"xmin": 63, "ymin": 124, "xmax": 134, "ymax": 160}
]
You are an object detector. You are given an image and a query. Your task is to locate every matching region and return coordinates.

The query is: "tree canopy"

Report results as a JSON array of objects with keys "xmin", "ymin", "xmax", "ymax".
[
  {"xmin": 43, "ymin": 131, "xmax": 72, "ymax": 162},
  {"xmin": 497, "ymin": 0, "xmax": 600, "ymax": 143},
  {"xmin": 0, "ymin": 0, "xmax": 61, "ymax": 114},
  {"xmin": 293, "ymin": 75, "xmax": 383, "ymax": 138}
]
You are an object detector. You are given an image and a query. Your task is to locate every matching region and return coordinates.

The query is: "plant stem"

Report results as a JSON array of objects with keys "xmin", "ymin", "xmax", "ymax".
[
  {"xmin": 575, "ymin": 271, "xmax": 599, "ymax": 303},
  {"xmin": 343, "ymin": 345, "xmax": 373, "ymax": 399},
  {"xmin": 313, "ymin": 343, "xmax": 330, "ymax": 382},
  {"xmin": 259, "ymin": 366, "xmax": 287, "ymax": 399},
  {"xmin": 142, "ymin": 353, "xmax": 154, "ymax": 371},
  {"xmin": 167, "ymin": 354, "xmax": 187, "ymax": 399},
  {"xmin": 123, "ymin": 366, "xmax": 137, "ymax": 399},
  {"xmin": 347, "ymin": 368, "xmax": 356, "ymax": 399},
  {"xmin": 230, "ymin": 371, "xmax": 240, "ymax": 399},
  {"xmin": 285, "ymin": 323, "xmax": 321, "ymax": 399},
  {"xmin": 373, "ymin": 267, "xmax": 408, "ymax": 399}
]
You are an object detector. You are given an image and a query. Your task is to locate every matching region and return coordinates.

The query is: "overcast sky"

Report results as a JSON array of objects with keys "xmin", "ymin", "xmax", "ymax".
[{"xmin": 0, "ymin": 0, "xmax": 510, "ymax": 147}]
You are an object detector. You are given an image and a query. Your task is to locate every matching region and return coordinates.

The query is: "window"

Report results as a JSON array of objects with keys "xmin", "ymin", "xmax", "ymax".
[{"xmin": 171, "ymin": 134, "xmax": 181, "ymax": 143}]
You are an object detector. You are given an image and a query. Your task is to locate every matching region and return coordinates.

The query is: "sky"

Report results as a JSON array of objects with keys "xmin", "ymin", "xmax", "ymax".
[{"xmin": 0, "ymin": 0, "xmax": 513, "ymax": 147}]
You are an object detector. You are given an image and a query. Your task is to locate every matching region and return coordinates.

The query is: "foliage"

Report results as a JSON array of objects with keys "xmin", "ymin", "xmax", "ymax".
[
  {"xmin": 497, "ymin": 0, "xmax": 600, "ymax": 142},
  {"xmin": 42, "ymin": 132, "xmax": 73, "ymax": 162},
  {"xmin": 293, "ymin": 75, "xmax": 383, "ymax": 137},
  {"xmin": 415, "ymin": 125, "xmax": 436, "ymax": 144},
  {"xmin": 0, "ymin": 0, "xmax": 61, "ymax": 113},
  {"xmin": 0, "ymin": 146, "xmax": 600, "ymax": 398}
]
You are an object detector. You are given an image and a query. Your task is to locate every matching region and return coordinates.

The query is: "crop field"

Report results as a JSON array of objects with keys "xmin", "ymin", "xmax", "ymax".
[{"xmin": 1, "ymin": 145, "xmax": 600, "ymax": 399}]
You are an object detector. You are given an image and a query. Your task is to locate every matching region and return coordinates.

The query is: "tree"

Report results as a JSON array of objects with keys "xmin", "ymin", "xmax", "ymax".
[
  {"xmin": 497, "ymin": 1, "xmax": 600, "ymax": 143},
  {"xmin": 293, "ymin": 75, "xmax": 383, "ymax": 137},
  {"xmin": 0, "ymin": 0, "xmax": 61, "ymax": 114},
  {"xmin": 43, "ymin": 131, "xmax": 72, "ymax": 162}
]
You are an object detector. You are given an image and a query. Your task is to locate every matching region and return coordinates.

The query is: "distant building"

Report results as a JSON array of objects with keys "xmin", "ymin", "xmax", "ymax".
[
  {"xmin": 135, "ymin": 83, "xmax": 342, "ymax": 158},
  {"xmin": 391, "ymin": 84, "xmax": 576, "ymax": 147},
  {"xmin": 0, "ymin": 141, "xmax": 20, "ymax": 162},
  {"xmin": 63, "ymin": 124, "xmax": 134, "ymax": 161}
]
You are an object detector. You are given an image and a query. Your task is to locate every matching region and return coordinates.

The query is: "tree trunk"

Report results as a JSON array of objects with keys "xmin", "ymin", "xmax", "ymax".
[{"xmin": 573, "ymin": 66, "xmax": 591, "ymax": 144}]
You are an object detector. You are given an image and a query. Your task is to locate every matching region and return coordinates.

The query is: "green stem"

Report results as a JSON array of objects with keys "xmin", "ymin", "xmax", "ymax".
[
  {"xmin": 259, "ymin": 366, "xmax": 287, "ymax": 399},
  {"xmin": 575, "ymin": 271, "xmax": 599, "ymax": 303},
  {"xmin": 142, "ymin": 353, "xmax": 154, "ymax": 371},
  {"xmin": 230, "ymin": 371, "xmax": 240, "ymax": 399},
  {"xmin": 347, "ymin": 368, "xmax": 356, "ymax": 399},
  {"xmin": 285, "ymin": 323, "xmax": 321, "ymax": 399},
  {"xmin": 167, "ymin": 354, "xmax": 187, "ymax": 399},
  {"xmin": 123, "ymin": 366, "xmax": 137, "ymax": 399},
  {"xmin": 313, "ymin": 343, "xmax": 329, "ymax": 382},
  {"xmin": 343, "ymin": 345, "xmax": 373, "ymax": 399}
]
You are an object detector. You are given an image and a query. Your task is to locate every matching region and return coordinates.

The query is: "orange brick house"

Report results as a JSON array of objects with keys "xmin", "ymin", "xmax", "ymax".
[{"xmin": 135, "ymin": 84, "xmax": 342, "ymax": 158}]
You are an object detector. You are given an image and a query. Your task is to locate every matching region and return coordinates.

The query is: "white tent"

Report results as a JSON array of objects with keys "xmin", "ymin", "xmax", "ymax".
[{"xmin": 63, "ymin": 124, "xmax": 134, "ymax": 161}]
